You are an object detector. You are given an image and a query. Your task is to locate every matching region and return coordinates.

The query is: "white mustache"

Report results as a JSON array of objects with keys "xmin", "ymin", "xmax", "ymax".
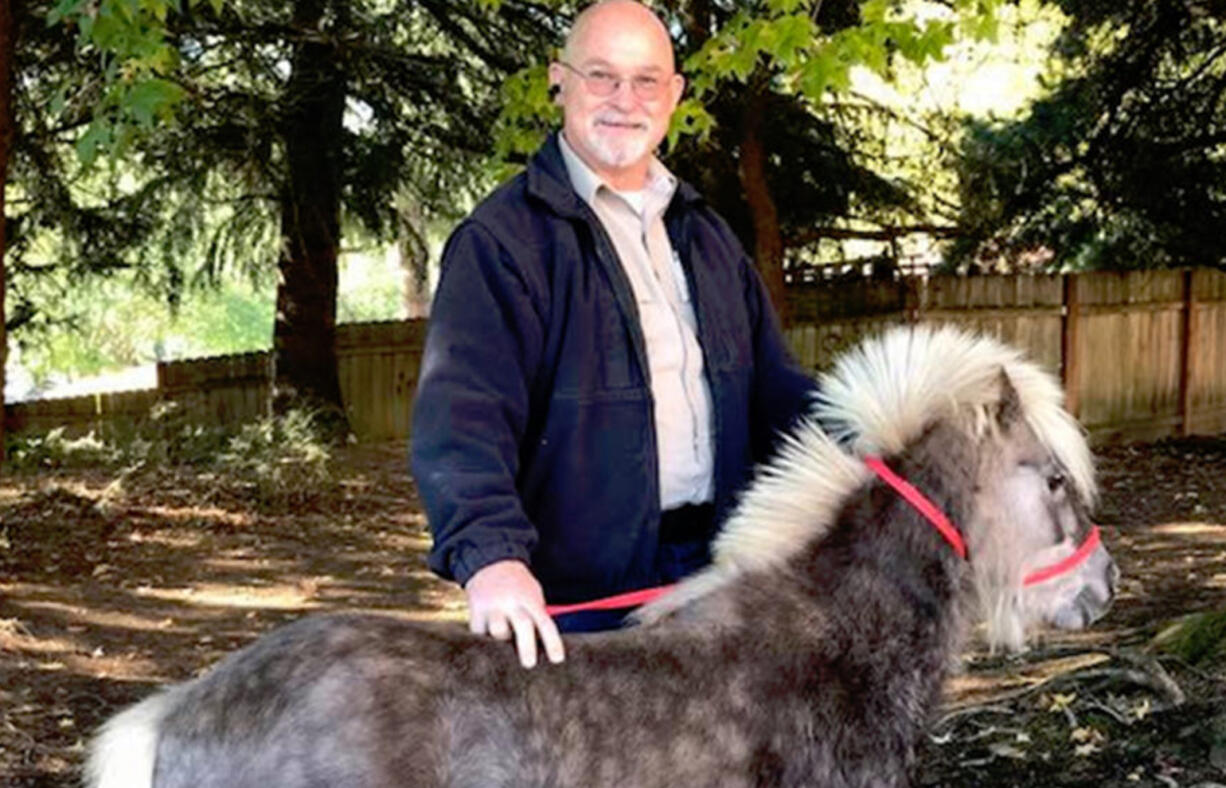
[{"xmin": 592, "ymin": 113, "xmax": 648, "ymax": 130}]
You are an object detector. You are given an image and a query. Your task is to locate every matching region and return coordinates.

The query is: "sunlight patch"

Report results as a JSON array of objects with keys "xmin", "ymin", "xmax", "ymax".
[
  {"xmin": 944, "ymin": 652, "xmax": 1111, "ymax": 710},
  {"xmin": 137, "ymin": 505, "xmax": 252, "ymax": 527},
  {"xmin": 1151, "ymin": 522, "xmax": 1226, "ymax": 541},
  {"xmin": 12, "ymin": 600, "xmax": 189, "ymax": 634},
  {"xmin": 202, "ymin": 556, "xmax": 296, "ymax": 573},
  {"xmin": 127, "ymin": 530, "xmax": 204, "ymax": 548},
  {"xmin": 133, "ymin": 583, "xmax": 323, "ymax": 610}
]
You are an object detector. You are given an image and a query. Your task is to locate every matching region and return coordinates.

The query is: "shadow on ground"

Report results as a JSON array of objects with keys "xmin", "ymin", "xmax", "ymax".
[{"xmin": 1, "ymin": 439, "xmax": 1224, "ymax": 787}]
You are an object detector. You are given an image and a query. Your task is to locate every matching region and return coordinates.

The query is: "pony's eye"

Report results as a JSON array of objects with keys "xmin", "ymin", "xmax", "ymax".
[{"xmin": 1047, "ymin": 473, "xmax": 1066, "ymax": 493}]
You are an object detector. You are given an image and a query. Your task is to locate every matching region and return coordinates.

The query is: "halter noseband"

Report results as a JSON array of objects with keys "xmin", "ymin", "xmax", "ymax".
[{"xmin": 864, "ymin": 455, "xmax": 1102, "ymax": 588}]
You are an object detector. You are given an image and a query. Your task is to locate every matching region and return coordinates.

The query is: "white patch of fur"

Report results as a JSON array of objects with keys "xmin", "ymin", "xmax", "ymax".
[
  {"xmin": 977, "ymin": 568, "xmax": 1028, "ymax": 653},
  {"xmin": 710, "ymin": 418, "xmax": 870, "ymax": 570},
  {"xmin": 636, "ymin": 418, "xmax": 869, "ymax": 623},
  {"xmin": 84, "ymin": 687, "xmax": 179, "ymax": 788}
]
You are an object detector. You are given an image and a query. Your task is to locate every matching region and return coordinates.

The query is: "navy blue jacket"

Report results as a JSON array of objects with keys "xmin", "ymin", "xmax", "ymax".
[{"xmin": 410, "ymin": 134, "xmax": 816, "ymax": 604}]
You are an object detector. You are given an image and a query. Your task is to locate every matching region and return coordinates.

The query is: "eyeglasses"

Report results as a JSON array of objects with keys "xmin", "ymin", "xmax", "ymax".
[{"xmin": 557, "ymin": 61, "xmax": 670, "ymax": 101}]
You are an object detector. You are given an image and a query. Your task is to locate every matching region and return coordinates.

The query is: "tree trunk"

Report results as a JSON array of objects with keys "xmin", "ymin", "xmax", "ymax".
[
  {"xmin": 273, "ymin": 0, "xmax": 349, "ymax": 437},
  {"xmin": 737, "ymin": 86, "xmax": 790, "ymax": 327},
  {"xmin": 0, "ymin": 0, "xmax": 16, "ymax": 465},
  {"xmin": 399, "ymin": 200, "xmax": 431, "ymax": 318}
]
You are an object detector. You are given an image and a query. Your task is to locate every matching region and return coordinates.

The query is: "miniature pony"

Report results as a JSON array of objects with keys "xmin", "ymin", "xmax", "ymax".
[{"xmin": 87, "ymin": 325, "xmax": 1116, "ymax": 788}]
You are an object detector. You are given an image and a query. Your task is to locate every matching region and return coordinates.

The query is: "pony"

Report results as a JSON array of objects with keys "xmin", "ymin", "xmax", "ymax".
[{"xmin": 85, "ymin": 325, "xmax": 1117, "ymax": 788}]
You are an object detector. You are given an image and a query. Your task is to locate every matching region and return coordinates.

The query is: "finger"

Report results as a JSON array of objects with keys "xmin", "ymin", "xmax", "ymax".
[
  {"xmin": 509, "ymin": 610, "xmax": 539, "ymax": 669},
  {"xmin": 487, "ymin": 611, "xmax": 512, "ymax": 641},
  {"xmin": 468, "ymin": 606, "xmax": 486, "ymax": 635},
  {"xmin": 527, "ymin": 606, "xmax": 566, "ymax": 664}
]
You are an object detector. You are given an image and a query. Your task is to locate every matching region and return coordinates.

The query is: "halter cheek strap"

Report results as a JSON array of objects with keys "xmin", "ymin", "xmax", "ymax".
[
  {"xmin": 864, "ymin": 455, "xmax": 1101, "ymax": 588},
  {"xmin": 863, "ymin": 456, "xmax": 967, "ymax": 560}
]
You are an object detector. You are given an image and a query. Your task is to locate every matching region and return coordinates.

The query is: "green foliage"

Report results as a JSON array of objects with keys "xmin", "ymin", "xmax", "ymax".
[
  {"xmin": 489, "ymin": 0, "xmax": 1005, "ymax": 275},
  {"xmin": 495, "ymin": 0, "xmax": 1000, "ymax": 158},
  {"xmin": 5, "ymin": 238, "xmax": 410, "ymax": 388},
  {"xmin": 13, "ymin": 0, "xmax": 552, "ymax": 367},
  {"xmin": 9, "ymin": 266, "xmax": 274, "ymax": 388},
  {"xmin": 665, "ymin": 97, "xmax": 715, "ymax": 150},
  {"xmin": 683, "ymin": 0, "xmax": 960, "ymax": 96},
  {"xmin": 1152, "ymin": 610, "xmax": 1226, "ymax": 667},
  {"xmin": 949, "ymin": 1, "xmax": 1226, "ymax": 270},
  {"xmin": 491, "ymin": 64, "xmax": 559, "ymax": 164},
  {"xmin": 215, "ymin": 408, "xmax": 332, "ymax": 506},
  {"xmin": 48, "ymin": 0, "xmax": 204, "ymax": 164},
  {"xmin": 6, "ymin": 428, "xmax": 120, "ymax": 468},
  {"xmin": 6, "ymin": 406, "xmax": 334, "ymax": 507},
  {"xmin": 336, "ymin": 251, "xmax": 406, "ymax": 323}
]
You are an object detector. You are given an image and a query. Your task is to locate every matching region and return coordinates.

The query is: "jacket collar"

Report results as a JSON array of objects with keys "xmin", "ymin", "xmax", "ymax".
[{"xmin": 525, "ymin": 131, "xmax": 703, "ymax": 219}]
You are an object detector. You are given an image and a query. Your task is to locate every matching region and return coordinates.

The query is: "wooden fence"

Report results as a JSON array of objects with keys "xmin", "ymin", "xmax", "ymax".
[
  {"xmin": 5, "ymin": 321, "xmax": 428, "ymax": 442},
  {"xmin": 783, "ymin": 268, "xmax": 1226, "ymax": 443},
  {"xmin": 6, "ymin": 269, "xmax": 1226, "ymax": 445}
]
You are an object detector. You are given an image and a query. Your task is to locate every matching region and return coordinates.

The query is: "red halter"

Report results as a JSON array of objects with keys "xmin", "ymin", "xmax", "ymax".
[
  {"xmin": 863, "ymin": 455, "xmax": 1102, "ymax": 588},
  {"xmin": 545, "ymin": 457, "xmax": 1103, "ymax": 617}
]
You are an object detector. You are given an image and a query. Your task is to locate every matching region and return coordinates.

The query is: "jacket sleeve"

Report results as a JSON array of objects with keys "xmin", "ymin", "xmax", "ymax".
[
  {"xmin": 410, "ymin": 220, "xmax": 545, "ymax": 587},
  {"xmin": 739, "ymin": 251, "xmax": 821, "ymax": 461}
]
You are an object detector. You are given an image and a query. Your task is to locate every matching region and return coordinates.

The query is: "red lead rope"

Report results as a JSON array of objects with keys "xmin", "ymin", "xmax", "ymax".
[
  {"xmin": 545, "ymin": 585, "xmax": 675, "ymax": 617},
  {"xmin": 545, "ymin": 457, "xmax": 1102, "ymax": 617}
]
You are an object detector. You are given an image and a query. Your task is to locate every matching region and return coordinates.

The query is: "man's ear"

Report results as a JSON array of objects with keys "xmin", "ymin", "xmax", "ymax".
[
  {"xmin": 547, "ymin": 62, "xmax": 565, "ymax": 104},
  {"xmin": 666, "ymin": 72, "xmax": 685, "ymax": 111}
]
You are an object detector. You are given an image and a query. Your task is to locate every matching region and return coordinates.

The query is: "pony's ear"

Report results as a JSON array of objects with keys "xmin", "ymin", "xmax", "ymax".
[{"xmin": 995, "ymin": 368, "xmax": 1024, "ymax": 430}]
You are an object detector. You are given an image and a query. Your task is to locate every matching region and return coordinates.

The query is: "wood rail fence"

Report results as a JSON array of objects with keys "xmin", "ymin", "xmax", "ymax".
[{"xmin": 7, "ymin": 268, "xmax": 1226, "ymax": 446}]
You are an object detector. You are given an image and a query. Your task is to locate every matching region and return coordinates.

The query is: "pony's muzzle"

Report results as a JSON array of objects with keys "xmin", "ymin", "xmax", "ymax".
[{"xmin": 1075, "ymin": 553, "xmax": 1118, "ymax": 626}]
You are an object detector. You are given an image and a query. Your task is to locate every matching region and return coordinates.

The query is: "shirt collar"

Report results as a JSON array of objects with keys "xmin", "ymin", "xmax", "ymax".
[{"xmin": 558, "ymin": 132, "xmax": 677, "ymax": 211}]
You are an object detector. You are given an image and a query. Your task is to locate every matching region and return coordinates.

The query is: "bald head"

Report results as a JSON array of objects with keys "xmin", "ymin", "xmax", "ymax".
[{"xmin": 562, "ymin": 1, "xmax": 675, "ymax": 69}]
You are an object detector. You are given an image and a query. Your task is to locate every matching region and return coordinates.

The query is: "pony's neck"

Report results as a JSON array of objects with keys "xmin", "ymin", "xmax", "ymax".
[{"xmin": 790, "ymin": 425, "xmax": 980, "ymax": 655}]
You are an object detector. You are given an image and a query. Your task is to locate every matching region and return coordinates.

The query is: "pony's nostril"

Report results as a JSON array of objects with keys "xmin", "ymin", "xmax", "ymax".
[{"xmin": 1074, "ymin": 590, "xmax": 1101, "ymax": 625}]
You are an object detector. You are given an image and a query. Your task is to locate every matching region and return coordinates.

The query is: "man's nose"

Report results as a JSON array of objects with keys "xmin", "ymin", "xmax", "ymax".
[{"xmin": 607, "ymin": 78, "xmax": 638, "ymax": 109}]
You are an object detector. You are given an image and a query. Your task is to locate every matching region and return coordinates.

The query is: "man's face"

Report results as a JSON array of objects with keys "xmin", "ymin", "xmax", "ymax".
[{"xmin": 549, "ymin": 6, "xmax": 684, "ymax": 183}]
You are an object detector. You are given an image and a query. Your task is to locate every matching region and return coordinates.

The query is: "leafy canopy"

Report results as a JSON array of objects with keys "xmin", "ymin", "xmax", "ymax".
[{"xmin": 951, "ymin": 0, "xmax": 1226, "ymax": 270}]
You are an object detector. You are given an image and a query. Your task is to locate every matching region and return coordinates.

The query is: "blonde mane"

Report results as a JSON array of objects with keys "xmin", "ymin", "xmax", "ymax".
[{"xmin": 636, "ymin": 324, "xmax": 1094, "ymax": 624}]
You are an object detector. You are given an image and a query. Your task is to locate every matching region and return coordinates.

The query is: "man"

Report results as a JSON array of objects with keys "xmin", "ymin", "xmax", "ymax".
[{"xmin": 410, "ymin": 0, "xmax": 816, "ymax": 669}]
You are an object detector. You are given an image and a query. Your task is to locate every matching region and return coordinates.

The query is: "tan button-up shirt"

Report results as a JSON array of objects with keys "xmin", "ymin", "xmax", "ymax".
[{"xmin": 559, "ymin": 134, "xmax": 714, "ymax": 509}]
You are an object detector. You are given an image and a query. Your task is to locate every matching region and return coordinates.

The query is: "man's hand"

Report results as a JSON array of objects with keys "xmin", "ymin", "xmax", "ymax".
[{"xmin": 464, "ymin": 560, "xmax": 565, "ymax": 669}]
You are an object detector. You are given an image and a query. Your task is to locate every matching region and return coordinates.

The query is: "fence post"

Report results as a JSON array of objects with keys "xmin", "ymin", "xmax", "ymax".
[
  {"xmin": 1061, "ymin": 273, "xmax": 1081, "ymax": 419},
  {"xmin": 904, "ymin": 274, "xmax": 923, "ymax": 323},
  {"xmin": 1179, "ymin": 268, "xmax": 1198, "ymax": 437}
]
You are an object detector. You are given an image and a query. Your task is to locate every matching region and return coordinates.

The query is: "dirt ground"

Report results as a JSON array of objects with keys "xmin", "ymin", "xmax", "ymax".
[{"xmin": 1, "ymin": 437, "xmax": 1224, "ymax": 787}]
